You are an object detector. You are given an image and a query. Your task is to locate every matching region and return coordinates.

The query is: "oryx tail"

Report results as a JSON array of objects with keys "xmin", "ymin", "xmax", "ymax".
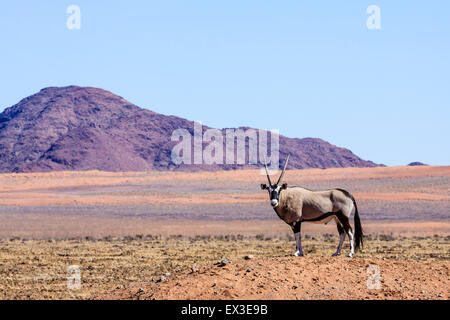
[{"xmin": 352, "ymin": 196, "xmax": 364, "ymax": 251}]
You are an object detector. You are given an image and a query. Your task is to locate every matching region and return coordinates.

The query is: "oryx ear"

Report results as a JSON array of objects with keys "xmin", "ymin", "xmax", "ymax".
[
  {"xmin": 260, "ymin": 183, "xmax": 267, "ymax": 190},
  {"xmin": 281, "ymin": 183, "xmax": 288, "ymax": 190}
]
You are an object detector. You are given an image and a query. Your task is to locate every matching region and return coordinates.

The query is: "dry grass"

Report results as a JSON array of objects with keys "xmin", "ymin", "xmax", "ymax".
[{"xmin": 0, "ymin": 234, "xmax": 448, "ymax": 300}]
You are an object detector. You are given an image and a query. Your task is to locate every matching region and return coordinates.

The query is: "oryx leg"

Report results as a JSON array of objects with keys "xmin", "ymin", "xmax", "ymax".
[
  {"xmin": 332, "ymin": 220, "xmax": 345, "ymax": 256},
  {"xmin": 291, "ymin": 221, "xmax": 303, "ymax": 257},
  {"xmin": 336, "ymin": 212, "xmax": 355, "ymax": 257}
]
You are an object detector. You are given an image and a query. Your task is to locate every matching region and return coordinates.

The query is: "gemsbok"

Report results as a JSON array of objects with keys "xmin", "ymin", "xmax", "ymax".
[{"xmin": 260, "ymin": 155, "xmax": 364, "ymax": 257}]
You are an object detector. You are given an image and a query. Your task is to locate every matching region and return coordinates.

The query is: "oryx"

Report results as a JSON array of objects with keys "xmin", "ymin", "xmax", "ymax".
[{"xmin": 260, "ymin": 155, "xmax": 364, "ymax": 257}]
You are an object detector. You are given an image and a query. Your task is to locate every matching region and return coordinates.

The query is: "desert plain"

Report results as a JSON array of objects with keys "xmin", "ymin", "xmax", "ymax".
[{"xmin": 0, "ymin": 165, "xmax": 448, "ymax": 299}]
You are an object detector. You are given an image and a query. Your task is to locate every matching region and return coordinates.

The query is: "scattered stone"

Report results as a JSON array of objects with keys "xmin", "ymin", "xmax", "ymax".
[
  {"xmin": 216, "ymin": 260, "xmax": 229, "ymax": 267},
  {"xmin": 157, "ymin": 275, "xmax": 166, "ymax": 282},
  {"xmin": 223, "ymin": 289, "xmax": 232, "ymax": 297},
  {"xmin": 244, "ymin": 255, "xmax": 254, "ymax": 260},
  {"xmin": 136, "ymin": 288, "xmax": 145, "ymax": 294},
  {"xmin": 189, "ymin": 265, "xmax": 199, "ymax": 273}
]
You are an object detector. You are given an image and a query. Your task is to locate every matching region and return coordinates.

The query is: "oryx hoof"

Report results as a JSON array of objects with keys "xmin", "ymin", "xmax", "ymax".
[
  {"xmin": 294, "ymin": 251, "xmax": 304, "ymax": 257},
  {"xmin": 347, "ymin": 252, "xmax": 354, "ymax": 258},
  {"xmin": 332, "ymin": 252, "xmax": 341, "ymax": 257}
]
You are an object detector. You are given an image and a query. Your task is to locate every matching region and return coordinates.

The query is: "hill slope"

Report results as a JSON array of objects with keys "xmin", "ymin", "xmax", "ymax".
[
  {"xmin": 102, "ymin": 256, "xmax": 449, "ymax": 300},
  {"xmin": 0, "ymin": 86, "xmax": 378, "ymax": 172}
]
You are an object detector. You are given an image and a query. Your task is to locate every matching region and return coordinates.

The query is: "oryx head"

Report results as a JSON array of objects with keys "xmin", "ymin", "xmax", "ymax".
[{"xmin": 260, "ymin": 155, "xmax": 290, "ymax": 208}]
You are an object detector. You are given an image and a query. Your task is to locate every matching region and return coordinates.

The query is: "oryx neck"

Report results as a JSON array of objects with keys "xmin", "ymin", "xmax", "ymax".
[{"xmin": 272, "ymin": 206, "xmax": 282, "ymax": 219}]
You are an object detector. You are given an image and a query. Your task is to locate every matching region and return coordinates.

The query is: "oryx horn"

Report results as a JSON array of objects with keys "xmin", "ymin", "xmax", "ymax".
[
  {"xmin": 263, "ymin": 158, "xmax": 273, "ymax": 186},
  {"xmin": 276, "ymin": 154, "xmax": 290, "ymax": 185}
]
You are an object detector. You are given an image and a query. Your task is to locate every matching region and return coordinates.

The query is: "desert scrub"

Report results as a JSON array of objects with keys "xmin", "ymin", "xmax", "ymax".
[{"xmin": 0, "ymin": 235, "xmax": 448, "ymax": 299}]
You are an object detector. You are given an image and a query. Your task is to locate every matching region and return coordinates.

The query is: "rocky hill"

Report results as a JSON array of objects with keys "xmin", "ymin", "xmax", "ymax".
[{"xmin": 0, "ymin": 86, "xmax": 378, "ymax": 172}]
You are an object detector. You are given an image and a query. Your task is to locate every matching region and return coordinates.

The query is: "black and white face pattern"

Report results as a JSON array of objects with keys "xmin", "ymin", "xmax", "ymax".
[{"xmin": 260, "ymin": 183, "xmax": 287, "ymax": 208}]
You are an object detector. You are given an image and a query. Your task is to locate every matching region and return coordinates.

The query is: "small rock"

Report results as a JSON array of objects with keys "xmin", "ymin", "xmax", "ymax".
[
  {"xmin": 217, "ymin": 260, "xmax": 229, "ymax": 267},
  {"xmin": 246, "ymin": 268, "xmax": 252, "ymax": 273},
  {"xmin": 157, "ymin": 275, "xmax": 166, "ymax": 282},
  {"xmin": 223, "ymin": 289, "xmax": 232, "ymax": 297},
  {"xmin": 244, "ymin": 255, "xmax": 254, "ymax": 260},
  {"xmin": 136, "ymin": 288, "xmax": 144, "ymax": 294},
  {"xmin": 190, "ymin": 265, "xmax": 199, "ymax": 273},
  {"xmin": 165, "ymin": 272, "xmax": 171, "ymax": 277}
]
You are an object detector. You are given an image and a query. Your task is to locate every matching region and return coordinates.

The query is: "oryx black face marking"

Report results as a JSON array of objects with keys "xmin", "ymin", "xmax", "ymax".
[
  {"xmin": 270, "ymin": 188, "xmax": 279, "ymax": 201},
  {"xmin": 260, "ymin": 155, "xmax": 364, "ymax": 258},
  {"xmin": 268, "ymin": 186, "xmax": 281, "ymax": 208}
]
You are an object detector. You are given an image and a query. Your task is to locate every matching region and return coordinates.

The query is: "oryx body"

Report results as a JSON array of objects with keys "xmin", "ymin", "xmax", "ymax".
[{"xmin": 261, "ymin": 156, "xmax": 364, "ymax": 257}]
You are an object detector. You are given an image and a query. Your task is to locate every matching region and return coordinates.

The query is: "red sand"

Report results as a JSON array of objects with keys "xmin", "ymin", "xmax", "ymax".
[{"xmin": 102, "ymin": 256, "xmax": 449, "ymax": 300}]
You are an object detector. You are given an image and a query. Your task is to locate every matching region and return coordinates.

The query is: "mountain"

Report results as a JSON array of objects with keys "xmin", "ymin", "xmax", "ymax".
[
  {"xmin": 0, "ymin": 86, "xmax": 378, "ymax": 172},
  {"xmin": 408, "ymin": 162, "xmax": 428, "ymax": 166}
]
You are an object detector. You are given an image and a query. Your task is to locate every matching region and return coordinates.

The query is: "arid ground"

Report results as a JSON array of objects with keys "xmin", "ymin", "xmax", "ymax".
[{"xmin": 0, "ymin": 166, "xmax": 448, "ymax": 299}]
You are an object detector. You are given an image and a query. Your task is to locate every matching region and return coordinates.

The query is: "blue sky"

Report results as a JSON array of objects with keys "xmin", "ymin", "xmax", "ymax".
[{"xmin": 0, "ymin": 1, "xmax": 449, "ymax": 166}]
